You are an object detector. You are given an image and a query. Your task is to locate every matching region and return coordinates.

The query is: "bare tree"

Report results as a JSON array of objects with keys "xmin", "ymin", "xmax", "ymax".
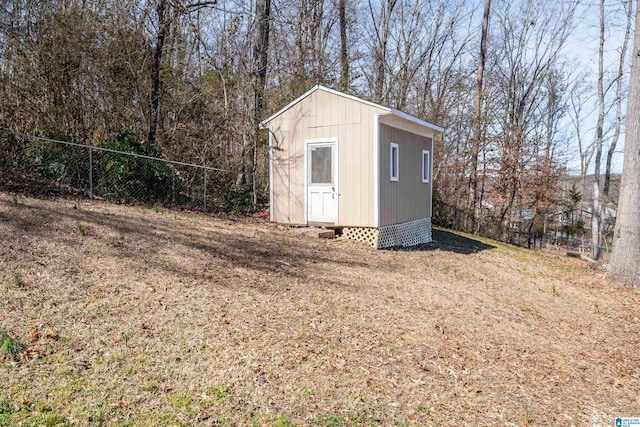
[
  {"xmin": 568, "ymin": 78, "xmax": 596, "ymax": 190},
  {"xmin": 148, "ymin": 0, "xmax": 218, "ymax": 147},
  {"xmin": 470, "ymin": 0, "xmax": 491, "ymax": 233},
  {"xmin": 148, "ymin": 0, "xmax": 170, "ymax": 147},
  {"xmin": 489, "ymin": 0, "xmax": 577, "ymax": 235},
  {"xmin": 368, "ymin": 0, "xmax": 397, "ymax": 103},
  {"xmin": 249, "ymin": 0, "xmax": 272, "ymax": 201},
  {"xmin": 590, "ymin": 0, "xmax": 607, "ymax": 260},
  {"xmin": 604, "ymin": 0, "xmax": 634, "ymax": 197},
  {"xmin": 609, "ymin": 1, "xmax": 640, "ymax": 288},
  {"xmin": 339, "ymin": 0, "xmax": 349, "ymax": 90},
  {"xmin": 590, "ymin": 0, "xmax": 634, "ymax": 259},
  {"xmin": 412, "ymin": 0, "xmax": 473, "ymax": 122},
  {"xmin": 254, "ymin": 0, "xmax": 271, "ymax": 117}
]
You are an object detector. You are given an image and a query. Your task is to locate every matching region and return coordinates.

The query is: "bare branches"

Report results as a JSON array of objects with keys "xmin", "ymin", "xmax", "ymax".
[
  {"xmin": 604, "ymin": 0, "xmax": 634, "ymax": 197},
  {"xmin": 0, "ymin": 0, "xmax": 633, "ymax": 246},
  {"xmin": 183, "ymin": 1, "xmax": 217, "ymax": 11}
]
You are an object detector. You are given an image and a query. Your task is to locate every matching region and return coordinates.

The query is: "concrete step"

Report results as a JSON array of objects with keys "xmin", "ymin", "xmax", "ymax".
[{"xmin": 290, "ymin": 227, "xmax": 335, "ymax": 239}]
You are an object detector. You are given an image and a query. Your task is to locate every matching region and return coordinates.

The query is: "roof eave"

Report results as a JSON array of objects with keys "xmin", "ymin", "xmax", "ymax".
[{"xmin": 389, "ymin": 109, "xmax": 444, "ymax": 133}]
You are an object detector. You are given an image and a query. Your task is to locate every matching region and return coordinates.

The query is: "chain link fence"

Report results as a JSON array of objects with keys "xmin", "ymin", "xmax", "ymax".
[
  {"xmin": 0, "ymin": 130, "xmax": 261, "ymax": 212},
  {"xmin": 432, "ymin": 196, "xmax": 613, "ymax": 252}
]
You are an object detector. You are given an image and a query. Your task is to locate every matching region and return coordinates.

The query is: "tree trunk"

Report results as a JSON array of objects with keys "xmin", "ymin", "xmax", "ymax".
[
  {"xmin": 591, "ymin": 180, "xmax": 600, "ymax": 258},
  {"xmin": 592, "ymin": 0, "xmax": 605, "ymax": 260},
  {"xmin": 339, "ymin": 0, "xmax": 349, "ymax": 91},
  {"xmin": 294, "ymin": 2, "xmax": 305, "ymax": 83},
  {"xmin": 309, "ymin": 0, "xmax": 324, "ymax": 82},
  {"xmin": 148, "ymin": 0, "xmax": 169, "ymax": 147},
  {"xmin": 470, "ymin": 0, "xmax": 491, "ymax": 234},
  {"xmin": 254, "ymin": 0, "xmax": 271, "ymax": 116},
  {"xmin": 371, "ymin": 0, "xmax": 396, "ymax": 103},
  {"xmin": 610, "ymin": 3, "xmax": 640, "ymax": 288},
  {"xmin": 249, "ymin": 0, "xmax": 271, "ymax": 203}
]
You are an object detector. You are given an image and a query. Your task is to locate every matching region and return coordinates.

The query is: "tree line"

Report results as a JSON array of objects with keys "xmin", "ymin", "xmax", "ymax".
[{"xmin": 0, "ymin": 0, "xmax": 636, "ymax": 264}]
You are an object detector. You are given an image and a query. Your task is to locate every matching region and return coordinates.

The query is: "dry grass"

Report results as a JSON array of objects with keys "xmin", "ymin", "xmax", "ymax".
[{"xmin": 1, "ymin": 192, "xmax": 639, "ymax": 426}]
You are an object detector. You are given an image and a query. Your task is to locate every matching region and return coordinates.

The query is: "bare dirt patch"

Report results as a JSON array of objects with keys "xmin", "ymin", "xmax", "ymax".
[{"xmin": 1, "ymin": 193, "xmax": 639, "ymax": 426}]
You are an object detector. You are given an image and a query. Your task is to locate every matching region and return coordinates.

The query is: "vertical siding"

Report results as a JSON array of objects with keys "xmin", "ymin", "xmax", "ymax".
[
  {"xmin": 378, "ymin": 124, "xmax": 432, "ymax": 226},
  {"xmin": 268, "ymin": 89, "xmax": 386, "ymax": 227}
]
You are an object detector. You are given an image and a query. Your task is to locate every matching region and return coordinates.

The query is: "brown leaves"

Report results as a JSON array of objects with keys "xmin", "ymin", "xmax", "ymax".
[
  {"xmin": 17, "ymin": 328, "xmax": 61, "ymax": 362},
  {"xmin": 20, "ymin": 348, "xmax": 40, "ymax": 360},
  {"xmin": 109, "ymin": 400, "xmax": 127, "ymax": 409},
  {"xmin": 45, "ymin": 329, "xmax": 60, "ymax": 341},
  {"xmin": 28, "ymin": 328, "xmax": 59, "ymax": 342},
  {"xmin": 3, "ymin": 194, "xmax": 640, "ymax": 425}
]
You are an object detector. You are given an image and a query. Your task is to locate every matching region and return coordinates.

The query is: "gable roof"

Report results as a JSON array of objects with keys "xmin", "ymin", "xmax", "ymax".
[{"xmin": 259, "ymin": 84, "xmax": 444, "ymax": 134}]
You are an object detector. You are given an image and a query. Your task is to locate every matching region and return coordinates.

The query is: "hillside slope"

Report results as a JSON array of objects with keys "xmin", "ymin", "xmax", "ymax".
[{"xmin": 1, "ymin": 193, "xmax": 639, "ymax": 426}]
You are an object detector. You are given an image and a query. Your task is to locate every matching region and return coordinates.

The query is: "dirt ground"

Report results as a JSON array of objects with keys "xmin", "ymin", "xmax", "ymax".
[{"xmin": 1, "ymin": 192, "xmax": 639, "ymax": 426}]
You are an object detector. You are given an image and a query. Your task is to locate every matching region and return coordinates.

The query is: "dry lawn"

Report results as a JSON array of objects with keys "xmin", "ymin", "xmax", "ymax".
[{"xmin": 1, "ymin": 192, "xmax": 639, "ymax": 427}]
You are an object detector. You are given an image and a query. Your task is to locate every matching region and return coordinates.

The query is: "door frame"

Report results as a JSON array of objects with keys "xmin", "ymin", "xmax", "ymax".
[{"xmin": 303, "ymin": 138, "xmax": 339, "ymax": 224}]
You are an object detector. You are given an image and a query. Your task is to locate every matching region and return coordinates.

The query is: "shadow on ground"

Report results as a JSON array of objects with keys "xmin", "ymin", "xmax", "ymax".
[
  {"xmin": 432, "ymin": 227, "xmax": 496, "ymax": 253},
  {"xmin": 388, "ymin": 227, "xmax": 496, "ymax": 254},
  {"xmin": 0, "ymin": 196, "xmax": 369, "ymax": 293}
]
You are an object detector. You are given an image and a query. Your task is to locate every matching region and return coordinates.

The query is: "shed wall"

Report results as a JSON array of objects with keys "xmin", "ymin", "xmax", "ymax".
[
  {"xmin": 269, "ymin": 89, "xmax": 386, "ymax": 226},
  {"xmin": 378, "ymin": 124, "xmax": 432, "ymax": 226}
]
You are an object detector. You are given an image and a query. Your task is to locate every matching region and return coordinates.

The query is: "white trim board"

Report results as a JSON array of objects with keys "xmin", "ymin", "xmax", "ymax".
[
  {"xmin": 430, "ymin": 138, "xmax": 434, "ymax": 218},
  {"xmin": 268, "ymin": 127, "xmax": 274, "ymax": 221},
  {"xmin": 378, "ymin": 115, "xmax": 440, "ymax": 138},
  {"xmin": 390, "ymin": 109, "xmax": 444, "ymax": 133},
  {"xmin": 373, "ymin": 114, "xmax": 380, "ymax": 228}
]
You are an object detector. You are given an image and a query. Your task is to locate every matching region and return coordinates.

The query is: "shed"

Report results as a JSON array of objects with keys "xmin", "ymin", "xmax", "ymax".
[{"xmin": 259, "ymin": 85, "xmax": 443, "ymax": 248}]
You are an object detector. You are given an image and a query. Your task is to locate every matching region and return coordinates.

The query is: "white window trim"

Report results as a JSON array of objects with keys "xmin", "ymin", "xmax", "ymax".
[
  {"xmin": 422, "ymin": 149, "xmax": 430, "ymax": 183},
  {"xmin": 373, "ymin": 114, "xmax": 380, "ymax": 227},
  {"xmin": 390, "ymin": 142, "xmax": 399, "ymax": 181}
]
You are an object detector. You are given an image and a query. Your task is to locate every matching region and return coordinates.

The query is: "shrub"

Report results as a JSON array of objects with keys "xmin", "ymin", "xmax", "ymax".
[
  {"xmin": 431, "ymin": 190, "xmax": 452, "ymax": 227},
  {"xmin": 221, "ymin": 183, "xmax": 254, "ymax": 213},
  {"xmin": 5, "ymin": 129, "xmax": 89, "ymax": 191},
  {"xmin": 0, "ymin": 331, "xmax": 23, "ymax": 361},
  {"xmin": 95, "ymin": 130, "xmax": 174, "ymax": 204}
]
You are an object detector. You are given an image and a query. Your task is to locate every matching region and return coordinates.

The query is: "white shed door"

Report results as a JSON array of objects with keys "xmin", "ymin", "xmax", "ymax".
[{"xmin": 307, "ymin": 142, "xmax": 337, "ymax": 223}]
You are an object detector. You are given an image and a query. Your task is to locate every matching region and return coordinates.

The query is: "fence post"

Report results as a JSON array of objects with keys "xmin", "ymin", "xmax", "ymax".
[
  {"xmin": 203, "ymin": 168, "xmax": 207, "ymax": 210},
  {"xmin": 172, "ymin": 168, "xmax": 175, "ymax": 206},
  {"xmin": 88, "ymin": 146, "xmax": 93, "ymax": 199}
]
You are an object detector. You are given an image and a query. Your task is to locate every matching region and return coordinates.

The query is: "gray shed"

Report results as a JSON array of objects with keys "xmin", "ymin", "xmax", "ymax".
[{"xmin": 259, "ymin": 85, "xmax": 443, "ymax": 248}]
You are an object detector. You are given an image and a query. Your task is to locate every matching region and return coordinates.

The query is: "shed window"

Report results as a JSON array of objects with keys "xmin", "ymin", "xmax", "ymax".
[
  {"xmin": 422, "ymin": 150, "xmax": 430, "ymax": 183},
  {"xmin": 310, "ymin": 146, "xmax": 333, "ymax": 184},
  {"xmin": 390, "ymin": 143, "xmax": 399, "ymax": 181}
]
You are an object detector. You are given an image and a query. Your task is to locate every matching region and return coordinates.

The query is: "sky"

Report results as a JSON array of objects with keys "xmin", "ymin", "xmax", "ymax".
[{"xmin": 561, "ymin": 0, "xmax": 634, "ymax": 176}]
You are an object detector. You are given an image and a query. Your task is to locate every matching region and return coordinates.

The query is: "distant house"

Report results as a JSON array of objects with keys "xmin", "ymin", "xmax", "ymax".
[{"xmin": 259, "ymin": 85, "xmax": 443, "ymax": 248}]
